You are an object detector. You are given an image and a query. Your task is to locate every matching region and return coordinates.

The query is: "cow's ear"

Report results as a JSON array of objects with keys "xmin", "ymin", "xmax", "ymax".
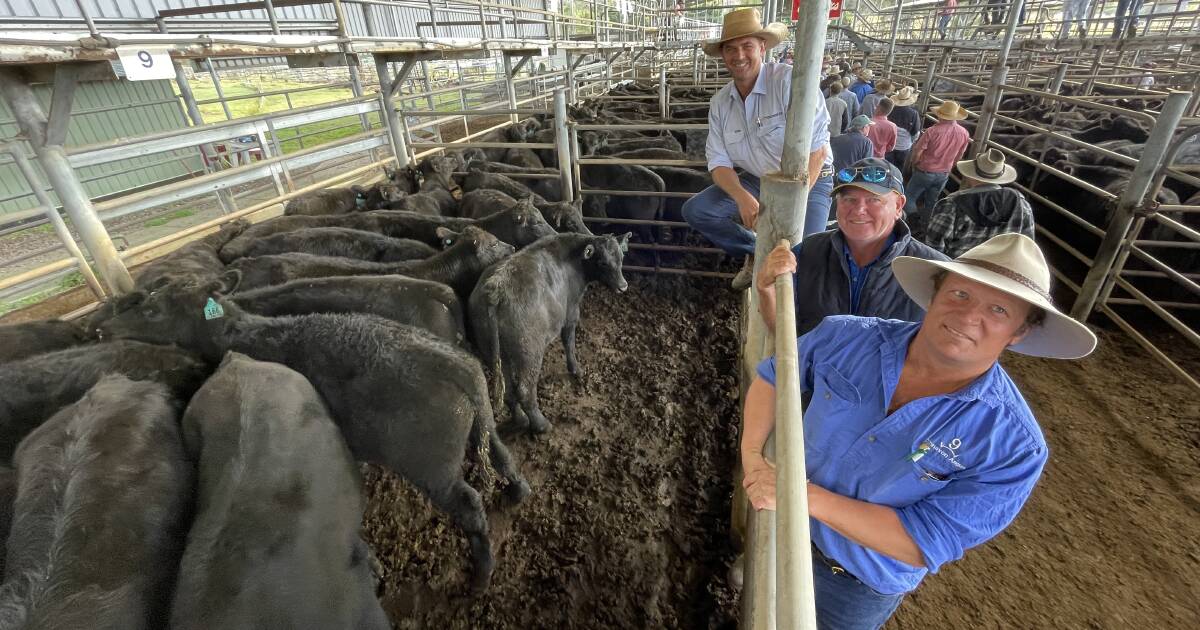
[
  {"xmin": 571, "ymin": 198, "xmax": 583, "ymax": 210},
  {"xmin": 384, "ymin": 166, "xmax": 396, "ymax": 180},
  {"xmin": 435, "ymin": 226, "xmax": 459, "ymax": 247},
  {"xmin": 619, "ymin": 232, "xmax": 631, "ymax": 253},
  {"xmin": 583, "ymin": 244, "xmax": 596, "ymax": 259},
  {"xmin": 218, "ymin": 269, "xmax": 242, "ymax": 295}
]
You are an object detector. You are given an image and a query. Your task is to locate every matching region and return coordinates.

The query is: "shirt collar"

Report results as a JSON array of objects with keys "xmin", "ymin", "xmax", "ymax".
[{"xmin": 727, "ymin": 63, "xmax": 773, "ymax": 102}]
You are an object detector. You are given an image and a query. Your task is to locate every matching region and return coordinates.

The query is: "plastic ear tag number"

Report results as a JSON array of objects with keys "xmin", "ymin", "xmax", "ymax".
[
  {"xmin": 355, "ymin": 193, "xmax": 367, "ymax": 209},
  {"xmin": 204, "ymin": 298, "xmax": 225, "ymax": 320}
]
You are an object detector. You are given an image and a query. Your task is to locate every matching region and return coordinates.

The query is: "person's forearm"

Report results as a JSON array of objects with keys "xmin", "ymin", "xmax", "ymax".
[
  {"xmin": 756, "ymin": 285, "xmax": 778, "ymax": 332},
  {"xmin": 807, "ymin": 146, "xmax": 827, "ymax": 185},
  {"xmin": 712, "ymin": 166, "xmax": 750, "ymax": 202},
  {"xmin": 808, "ymin": 485, "xmax": 926, "ymax": 568},
  {"xmin": 740, "ymin": 378, "xmax": 777, "ymax": 470}
]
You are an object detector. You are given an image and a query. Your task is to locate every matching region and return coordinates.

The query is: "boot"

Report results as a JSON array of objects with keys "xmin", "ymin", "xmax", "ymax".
[{"xmin": 731, "ymin": 256, "xmax": 754, "ymax": 291}]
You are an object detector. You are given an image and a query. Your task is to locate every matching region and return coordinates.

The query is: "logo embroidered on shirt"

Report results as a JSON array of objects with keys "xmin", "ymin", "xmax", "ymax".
[{"xmin": 927, "ymin": 437, "xmax": 966, "ymax": 470}]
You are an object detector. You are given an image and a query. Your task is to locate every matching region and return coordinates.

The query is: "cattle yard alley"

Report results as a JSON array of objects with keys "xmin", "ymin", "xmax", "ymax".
[{"xmin": 0, "ymin": 1, "xmax": 1199, "ymax": 629}]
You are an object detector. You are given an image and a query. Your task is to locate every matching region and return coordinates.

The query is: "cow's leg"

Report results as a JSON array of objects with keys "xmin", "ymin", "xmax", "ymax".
[
  {"xmin": 489, "ymin": 430, "xmax": 531, "ymax": 503},
  {"xmin": 432, "ymin": 479, "xmax": 493, "ymax": 593},
  {"xmin": 514, "ymin": 350, "xmax": 550, "ymax": 434},
  {"xmin": 561, "ymin": 305, "xmax": 583, "ymax": 379}
]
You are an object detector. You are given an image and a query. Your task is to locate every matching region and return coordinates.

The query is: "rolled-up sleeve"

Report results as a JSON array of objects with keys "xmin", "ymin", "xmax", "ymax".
[
  {"xmin": 811, "ymin": 90, "xmax": 831, "ymax": 154},
  {"xmin": 706, "ymin": 95, "xmax": 734, "ymax": 172},
  {"xmin": 896, "ymin": 445, "xmax": 1047, "ymax": 573}
]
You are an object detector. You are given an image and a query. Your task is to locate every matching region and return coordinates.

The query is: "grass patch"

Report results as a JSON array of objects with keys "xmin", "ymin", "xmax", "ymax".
[
  {"xmin": 143, "ymin": 209, "xmax": 195, "ymax": 228},
  {"xmin": 0, "ymin": 271, "xmax": 85, "ymax": 316}
]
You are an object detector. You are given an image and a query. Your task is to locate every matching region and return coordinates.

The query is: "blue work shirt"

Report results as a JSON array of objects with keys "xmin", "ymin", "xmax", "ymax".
[
  {"xmin": 706, "ymin": 62, "xmax": 834, "ymax": 178},
  {"xmin": 849, "ymin": 79, "xmax": 876, "ymax": 103},
  {"xmin": 843, "ymin": 234, "xmax": 896, "ymax": 313},
  {"xmin": 756, "ymin": 316, "xmax": 1047, "ymax": 595}
]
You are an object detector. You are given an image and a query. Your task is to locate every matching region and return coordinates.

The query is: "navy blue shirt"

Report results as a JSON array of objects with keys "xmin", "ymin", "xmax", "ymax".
[
  {"xmin": 757, "ymin": 316, "xmax": 1047, "ymax": 595},
  {"xmin": 829, "ymin": 132, "xmax": 874, "ymax": 174},
  {"xmin": 843, "ymin": 233, "xmax": 896, "ymax": 313}
]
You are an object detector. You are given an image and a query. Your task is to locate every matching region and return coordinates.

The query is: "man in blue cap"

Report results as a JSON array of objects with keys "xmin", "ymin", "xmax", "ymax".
[{"xmin": 754, "ymin": 157, "xmax": 947, "ymax": 335}]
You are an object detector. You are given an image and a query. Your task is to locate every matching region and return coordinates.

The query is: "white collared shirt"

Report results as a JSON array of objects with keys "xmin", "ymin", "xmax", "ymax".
[{"xmin": 706, "ymin": 62, "xmax": 834, "ymax": 178}]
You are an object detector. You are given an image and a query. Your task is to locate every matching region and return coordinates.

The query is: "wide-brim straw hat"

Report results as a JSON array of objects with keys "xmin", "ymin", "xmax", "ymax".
[
  {"xmin": 956, "ymin": 148, "xmax": 1017, "ymax": 184},
  {"xmin": 892, "ymin": 233, "xmax": 1097, "ymax": 359},
  {"xmin": 892, "ymin": 86, "xmax": 918, "ymax": 105},
  {"xmin": 702, "ymin": 8, "xmax": 788, "ymax": 57},
  {"xmin": 858, "ymin": 68, "xmax": 875, "ymax": 81},
  {"xmin": 931, "ymin": 100, "xmax": 969, "ymax": 120}
]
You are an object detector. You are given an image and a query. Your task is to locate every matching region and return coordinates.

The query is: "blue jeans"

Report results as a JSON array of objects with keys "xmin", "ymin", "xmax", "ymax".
[
  {"xmin": 683, "ymin": 172, "xmax": 834, "ymax": 258},
  {"xmin": 813, "ymin": 555, "xmax": 905, "ymax": 630},
  {"xmin": 903, "ymin": 168, "xmax": 949, "ymax": 233}
]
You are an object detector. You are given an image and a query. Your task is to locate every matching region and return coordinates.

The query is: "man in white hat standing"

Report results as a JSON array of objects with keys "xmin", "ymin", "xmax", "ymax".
[
  {"xmin": 885, "ymin": 86, "xmax": 921, "ymax": 168},
  {"xmin": 682, "ymin": 8, "xmax": 835, "ymax": 290},
  {"xmin": 923, "ymin": 148, "xmax": 1035, "ymax": 257},
  {"xmin": 905, "ymin": 100, "xmax": 972, "ymax": 229},
  {"xmin": 741, "ymin": 232, "xmax": 1096, "ymax": 629}
]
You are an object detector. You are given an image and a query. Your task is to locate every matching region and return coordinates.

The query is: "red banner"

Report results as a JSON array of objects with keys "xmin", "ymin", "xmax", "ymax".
[{"xmin": 793, "ymin": 0, "xmax": 843, "ymax": 20}]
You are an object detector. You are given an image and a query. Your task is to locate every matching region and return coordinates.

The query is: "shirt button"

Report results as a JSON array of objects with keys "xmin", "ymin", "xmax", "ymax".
[
  {"xmin": 868, "ymin": 435, "xmax": 877, "ymax": 442},
  {"xmin": 824, "ymin": 392, "xmax": 831, "ymax": 400}
]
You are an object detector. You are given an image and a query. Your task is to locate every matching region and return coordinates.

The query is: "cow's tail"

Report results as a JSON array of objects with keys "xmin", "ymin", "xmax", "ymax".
[{"xmin": 483, "ymin": 285, "xmax": 505, "ymax": 413}]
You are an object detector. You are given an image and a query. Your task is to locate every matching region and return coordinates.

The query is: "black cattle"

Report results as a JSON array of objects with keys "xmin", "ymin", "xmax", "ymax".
[
  {"xmin": 0, "ymin": 340, "xmax": 208, "ymax": 461},
  {"xmin": 0, "ymin": 467, "xmax": 13, "ymax": 576},
  {"xmin": 228, "ymin": 225, "xmax": 514, "ymax": 296},
  {"xmin": 598, "ymin": 134, "xmax": 684, "ymax": 155},
  {"xmin": 284, "ymin": 182, "xmax": 407, "ymax": 216},
  {"xmin": 457, "ymin": 190, "xmax": 590, "ymax": 235},
  {"xmin": 579, "ymin": 164, "xmax": 666, "ymax": 241},
  {"xmin": 96, "ymin": 280, "xmax": 529, "ymax": 592},
  {"xmin": 456, "ymin": 160, "xmax": 562, "ymax": 201},
  {"xmin": 233, "ymin": 275, "xmax": 467, "ymax": 347},
  {"xmin": 649, "ymin": 166, "xmax": 712, "ymax": 222},
  {"xmin": 0, "ymin": 376, "xmax": 190, "ymax": 630},
  {"xmin": 171, "ymin": 354, "xmax": 388, "ymax": 630},
  {"xmin": 135, "ymin": 218, "xmax": 250, "ymax": 290},
  {"xmin": 610, "ymin": 147, "xmax": 689, "ymax": 161},
  {"xmin": 470, "ymin": 233, "xmax": 630, "ymax": 433},
  {"xmin": 384, "ymin": 164, "xmax": 423, "ymax": 194},
  {"xmin": 223, "ymin": 226, "xmax": 436, "ymax": 263},
  {"xmin": 0, "ymin": 319, "xmax": 92, "ymax": 364},
  {"xmin": 462, "ymin": 169, "xmax": 548, "ymax": 205},
  {"xmin": 221, "ymin": 204, "xmax": 554, "ymax": 256}
]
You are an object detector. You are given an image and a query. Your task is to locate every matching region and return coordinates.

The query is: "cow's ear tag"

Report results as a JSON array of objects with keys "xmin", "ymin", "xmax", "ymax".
[
  {"xmin": 204, "ymin": 297, "xmax": 225, "ymax": 320},
  {"xmin": 355, "ymin": 194, "xmax": 367, "ymax": 209}
]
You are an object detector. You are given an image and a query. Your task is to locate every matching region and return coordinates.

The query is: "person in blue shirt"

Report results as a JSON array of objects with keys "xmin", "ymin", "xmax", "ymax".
[
  {"xmin": 740, "ymin": 233, "xmax": 1097, "ymax": 629},
  {"xmin": 829, "ymin": 117, "xmax": 876, "ymax": 175},
  {"xmin": 681, "ymin": 8, "xmax": 834, "ymax": 291},
  {"xmin": 848, "ymin": 68, "xmax": 876, "ymax": 104},
  {"xmin": 755, "ymin": 158, "xmax": 947, "ymax": 336}
]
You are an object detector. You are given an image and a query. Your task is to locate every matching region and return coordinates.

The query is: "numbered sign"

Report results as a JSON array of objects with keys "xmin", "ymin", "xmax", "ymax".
[{"xmin": 116, "ymin": 47, "xmax": 175, "ymax": 81}]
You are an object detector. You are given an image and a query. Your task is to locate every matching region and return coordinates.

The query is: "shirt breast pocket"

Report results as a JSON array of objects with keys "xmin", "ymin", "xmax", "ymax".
[
  {"xmin": 757, "ymin": 112, "xmax": 786, "ymax": 156},
  {"xmin": 724, "ymin": 121, "xmax": 749, "ymax": 164},
  {"xmin": 806, "ymin": 365, "xmax": 861, "ymax": 456}
]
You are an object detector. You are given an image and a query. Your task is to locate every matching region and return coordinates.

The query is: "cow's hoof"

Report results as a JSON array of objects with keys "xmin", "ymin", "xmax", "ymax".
[
  {"xmin": 505, "ymin": 478, "xmax": 532, "ymax": 504},
  {"xmin": 528, "ymin": 416, "xmax": 551, "ymax": 435}
]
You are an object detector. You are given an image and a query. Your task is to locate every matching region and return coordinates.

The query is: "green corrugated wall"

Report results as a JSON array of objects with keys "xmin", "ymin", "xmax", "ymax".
[{"xmin": 0, "ymin": 79, "xmax": 203, "ymax": 218}]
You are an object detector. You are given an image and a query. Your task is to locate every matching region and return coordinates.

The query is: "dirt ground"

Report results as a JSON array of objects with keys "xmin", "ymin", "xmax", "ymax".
[
  {"xmin": 356, "ymin": 273, "xmax": 1199, "ymax": 629},
  {"xmin": 360, "ymin": 274, "xmax": 744, "ymax": 629}
]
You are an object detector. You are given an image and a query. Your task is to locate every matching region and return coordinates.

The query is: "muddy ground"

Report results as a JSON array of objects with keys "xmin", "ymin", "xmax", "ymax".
[
  {"xmin": 362, "ymin": 274, "xmax": 745, "ymax": 629},
  {"xmin": 358, "ymin": 273, "xmax": 1199, "ymax": 629}
]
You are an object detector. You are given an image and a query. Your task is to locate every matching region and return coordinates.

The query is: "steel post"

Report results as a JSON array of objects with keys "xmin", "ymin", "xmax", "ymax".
[
  {"xmin": 885, "ymin": 1, "xmax": 904, "ymax": 77},
  {"xmin": 553, "ymin": 89, "xmax": 575, "ymax": 202},
  {"xmin": 996, "ymin": 0, "xmax": 1025, "ymax": 65},
  {"xmin": 918, "ymin": 60, "xmax": 936, "ymax": 114},
  {"xmin": 659, "ymin": 66, "xmax": 668, "ymax": 120},
  {"xmin": 3, "ymin": 144, "xmax": 104, "ymax": 299},
  {"xmin": 374, "ymin": 58, "xmax": 410, "ymax": 169},
  {"xmin": 971, "ymin": 65, "xmax": 1008, "ymax": 157},
  {"xmin": 1048, "ymin": 62, "xmax": 1069, "ymax": 96},
  {"xmin": 0, "ymin": 68, "xmax": 133, "ymax": 294},
  {"xmin": 503, "ymin": 54, "xmax": 520, "ymax": 125},
  {"xmin": 72, "ymin": 0, "xmax": 101, "ymax": 38},
  {"xmin": 262, "ymin": 0, "xmax": 281, "ymax": 34},
  {"xmin": 1072, "ymin": 91, "xmax": 1190, "ymax": 320},
  {"xmin": 1083, "ymin": 46, "xmax": 1106, "ymax": 95}
]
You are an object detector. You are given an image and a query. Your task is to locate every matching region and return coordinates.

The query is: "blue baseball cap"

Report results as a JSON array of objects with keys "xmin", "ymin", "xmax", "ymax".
[{"xmin": 833, "ymin": 157, "xmax": 905, "ymax": 196}]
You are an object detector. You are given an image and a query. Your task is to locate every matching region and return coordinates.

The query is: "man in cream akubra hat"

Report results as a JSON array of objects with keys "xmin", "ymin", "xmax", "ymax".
[
  {"xmin": 683, "ymin": 8, "xmax": 835, "ymax": 290},
  {"xmin": 923, "ymin": 148, "xmax": 1035, "ymax": 257},
  {"xmin": 906, "ymin": 100, "xmax": 972, "ymax": 228},
  {"xmin": 741, "ymin": 233, "xmax": 1094, "ymax": 628}
]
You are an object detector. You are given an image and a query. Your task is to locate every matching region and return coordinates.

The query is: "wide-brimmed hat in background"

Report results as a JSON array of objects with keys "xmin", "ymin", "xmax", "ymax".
[
  {"xmin": 702, "ymin": 8, "xmax": 788, "ymax": 57},
  {"xmin": 930, "ymin": 100, "xmax": 970, "ymax": 120},
  {"xmin": 892, "ymin": 86, "xmax": 918, "ymax": 106},
  {"xmin": 956, "ymin": 148, "xmax": 1017, "ymax": 185},
  {"xmin": 892, "ymin": 233, "xmax": 1097, "ymax": 359}
]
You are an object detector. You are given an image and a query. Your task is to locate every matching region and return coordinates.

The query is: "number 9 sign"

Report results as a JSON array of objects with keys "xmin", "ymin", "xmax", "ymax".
[{"xmin": 117, "ymin": 47, "xmax": 175, "ymax": 81}]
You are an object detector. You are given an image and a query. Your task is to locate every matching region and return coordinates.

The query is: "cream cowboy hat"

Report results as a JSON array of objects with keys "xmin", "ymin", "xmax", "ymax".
[
  {"xmin": 858, "ymin": 68, "xmax": 875, "ymax": 81},
  {"xmin": 956, "ymin": 148, "xmax": 1017, "ymax": 185},
  {"xmin": 893, "ymin": 233, "xmax": 1097, "ymax": 359},
  {"xmin": 931, "ymin": 100, "xmax": 970, "ymax": 120},
  {"xmin": 702, "ymin": 8, "xmax": 788, "ymax": 57},
  {"xmin": 892, "ymin": 86, "xmax": 918, "ymax": 106}
]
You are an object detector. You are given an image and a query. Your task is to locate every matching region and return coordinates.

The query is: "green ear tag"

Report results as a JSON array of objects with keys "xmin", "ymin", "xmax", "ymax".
[{"xmin": 204, "ymin": 297, "xmax": 225, "ymax": 320}]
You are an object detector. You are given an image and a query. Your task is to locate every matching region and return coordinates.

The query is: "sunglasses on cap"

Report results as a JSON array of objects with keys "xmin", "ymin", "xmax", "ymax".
[{"xmin": 836, "ymin": 165, "xmax": 890, "ymax": 184}]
